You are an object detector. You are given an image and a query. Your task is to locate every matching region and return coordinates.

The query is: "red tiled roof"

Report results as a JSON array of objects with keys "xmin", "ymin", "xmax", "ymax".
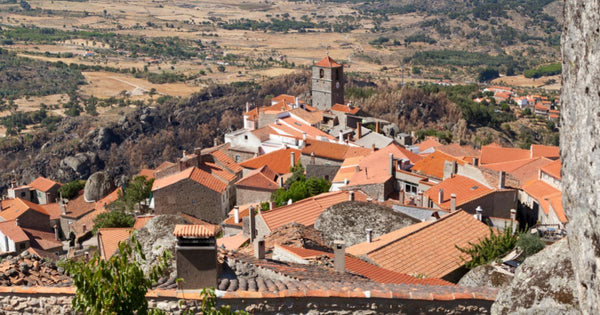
[
  {"xmin": 424, "ymin": 175, "xmax": 493, "ymax": 210},
  {"xmin": 302, "ymin": 139, "xmax": 370, "ymax": 162},
  {"xmin": 235, "ymin": 165, "xmax": 279, "ymax": 191},
  {"xmin": 224, "ymin": 204, "xmax": 257, "ymax": 227},
  {"xmin": 62, "ymin": 190, "xmax": 95, "ymax": 219},
  {"xmin": 279, "ymin": 116, "xmax": 335, "ymax": 140},
  {"xmin": 217, "ymin": 233, "xmax": 249, "ymax": 250},
  {"xmin": 22, "ymin": 228, "xmax": 62, "ymax": 251},
  {"xmin": 240, "ymin": 148, "xmax": 301, "ymax": 175},
  {"xmin": 0, "ymin": 220, "xmax": 29, "ymax": 243},
  {"xmin": 435, "ymin": 143, "xmax": 480, "ymax": 159},
  {"xmin": 480, "ymin": 145, "xmax": 530, "ymax": 165},
  {"xmin": 411, "ymin": 151, "xmax": 466, "ymax": 179},
  {"xmin": 138, "ymin": 169, "xmax": 156, "ymax": 180},
  {"xmin": 503, "ymin": 157, "xmax": 554, "ymax": 187},
  {"xmin": 173, "ymin": 224, "xmax": 217, "ymax": 238},
  {"xmin": 275, "ymin": 245, "xmax": 453, "ymax": 286},
  {"xmin": 315, "ymin": 56, "xmax": 342, "ymax": 68},
  {"xmin": 348, "ymin": 144, "xmax": 423, "ymax": 186},
  {"xmin": 211, "ymin": 150, "xmax": 243, "ymax": 173},
  {"xmin": 28, "ymin": 177, "xmax": 61, "ymax": 192},
  {"xmin": 416, "ymin": 137, "xmax": 442, "ymax": 153},
  {"xmin": 152, "ymin": 166, "xmax": 228, "ymax": 193},
  {"xmin": 199, "ymin": 162, "xmax": 237, "ymax": 182},
  {"xmin": 98, "ymin": 228, "xmax": 133, "ymax": 259},
  {"xmin": 530, "ymin": 144, "xmax": 559, "ymax": 159},
  {"xmin": 260, "ymin": 191, "xmax": 368, "ymax": 231},
  {"xmin": 271, "ymin": 94, "xmax": 298, "ymax": 104},
  {"xmin": 40, "ymin": 203, "xmax": 62, "ymax": 220},
  {"xmin": 522, "ymin": 180, "xmax": 561, "ymax": 216},
  {"xmin": 0, "ymin": 198, "xmax": 49, "ymax": 221},
  {"xmin": 331, "ymin": 103, "xmax": 360, "ymax": 114},
  {"xmin": 347, "ymin": 211, "xmax": 491, "ymax": 279},
  {"xmin": 155, "ymin": 161, "xmax": 175, "ymax": 172},
  {"xmin": 133, "ymin": 215, "xmax": 155, "ymax": 230},
  {"xmin": 541, "ymin": 159, "xmax": 561, "ymax": 180}
]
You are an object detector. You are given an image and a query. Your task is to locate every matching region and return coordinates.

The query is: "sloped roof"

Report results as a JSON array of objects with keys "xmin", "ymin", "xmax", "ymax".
[
  {"xmin": 223, "ymin": 204, "xmax": 257, "ymax": 227},
  {"xmin": 541, "ymin": 159, "xmax": 561, "ymax": 180},
  {"xmin": 0, "ymin": 198, "xmax": 49, "ymax": 221},
  {"xmin": 411, "ymin": 151, "xmax": 466, "ymax": 179},
  {"xmin": 531, "ymin": 144, "xmax": 559, "ymax": 159},
  {"xmin": 275, "ymin": 244, "xmax": 453, "ymax": 286},
  {"xmin": 199, "ymin": 162, "xmax": 237, "ymax": 182},
  {"xmin": 271, "ymin": 94, "xmax": 299, "ymax": 104},
  {"xmin": 0, "ymin": 220, "xmax": 29, "ymax": 243},
  {"xmin": 331, "ymin": 103, "xmax": 360, "ymax": 114},
  {"xmin": 507, "ymin": 158, "xmax": 555, "ymax": 187},
  {"xmin": 173, "ymin": 224, "xmax": 217, "ymax": 238},
  {"xmin": 279, "ymin": 116, "xmax": 335, "ymax": 140},
  {"xmin": 240, "ymin": 148, "xmax": 301, "ymax": 175},
  {"xmin": 98, "ymin": 228, "xmax": 133, "ymax": 259},
  {"xmin": 40, "ymin": 203, "xmax": 62, "ymax": 220},
  {"xmin": 94, "ymin": 188, "xmax": 121, "ymax": 212},
  {"xmin": 289, "ymin": 108, "xmax": 323, "ymax": 125},
  {"xmin": 133, "ymin": 215, "xmax": 155, "ymax": 230},
  {"xmin": 260, "ymin": 191, "xmax": 369, "ymax": 232},
  {"xmin": 235, "ymin": 165, "xmax": 279, "ymax": 191},
  {"xmin": 480, "ymin": 145, "xmax": 530, "ymax": 165},
  {"xmin": 62, "ymin": 190, "xmax": 95, "ymax": 219},
  {"xmin": 152, "ymin": 167, "xmax": 228, "ymax": 193},
  {"xmin": 155, "ymin": 161, "xmax": 175, "ymax": 172},
  {"xmin": 217, "ymin": 233, "xmax": 249, "ymax": 250},
  {"xmin": 302, "ymin": 139, "xmax": 370, "ymax": 161},
  {"xmin": 315, "ymin": 56, "xmax": 342, "ymax": 68},
  {"xmin": 522, "ymin": 179, "xmax": 564, "ymax": 223},
  {"xmin": 28, "ymin": 177, "xmax": 61, "ymax": 192},
  {"xmin": 347, "ymin": 210, "xmax": 491, "ymax": 279},
  {"xmin": 22, "ymin": 228, "xmax": 62, "ymax": 251},
  {"xmin": 138, "ymin": 169, "xmax": 156, "ymax": 180},
  {"xmin": 211, "ymin": 150, "xmax": 243, "ymax": 173},
  {"xmin": 416, "ymin": 137, "xmax": 442, "ymax": 153},
  {"xmin": 354, "ymin": 132, "xmax": 395, "ymax": 149},
  {"xmin": 348, "ymin": 144, "xmax": 423, "ymax": 186},
  {"xmin": 424, "ymin": 175, "xmax": 493, "ymax": 210},
  {"xmin": 435, "ymin": 144, "xmax": 481, "ymax": 159}
]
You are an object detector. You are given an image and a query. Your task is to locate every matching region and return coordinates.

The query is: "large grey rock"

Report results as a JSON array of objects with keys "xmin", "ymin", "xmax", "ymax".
[
  {"xmin": 314, "ymin": 201, "xmax": 419, "ymax": 247},
  {"xmin": 84, "ymin": 171, "xmax": 114, "ymax": 202},
  {"xmin": 59, "ymin": 152, "xmax": 99, "ymax": 179},
  {"xmin": 458, "ymin": 264, "xmax": 512, "ymax": 290},
  {"xmin": 92, "ymin": 127, "xmax": 119, "ymax": 150},
  {"xmin": 491, "ymin": 239, "xmax": 580, "ymax": 314},
  {"xmin": 562, "ymin": 1, "xmax": 600, "ymax": 313}
]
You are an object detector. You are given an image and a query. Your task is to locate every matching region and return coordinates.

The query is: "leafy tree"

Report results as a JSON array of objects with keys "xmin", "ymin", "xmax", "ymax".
[
  {"xmin": 478, "ymin": 67, "xmax": 500, "ymax": 82},
  {"xmin": 59, "ymin": 180, "xmax": 85, "ymax": 199},
  {"xmin": 62, "ymin": 234, "xmax": 171, "ymax": 315},
  {"xmin": 92, "ymin": 210, "xmax": 135, "ymax": 234},
  {"xmin": 272, "ymin": 163, "xmax": 331, "ymax": 206},
  {"xmin": 111, "ymin": 176, "xmax": 154, "ymax": 212},
  {"xmin": 517, "ymin": 231, "xmax": 545, "ymax": 257},
  {"xmin": 456, "ymin": 224, "xmax": 519, "ymax": 269}
]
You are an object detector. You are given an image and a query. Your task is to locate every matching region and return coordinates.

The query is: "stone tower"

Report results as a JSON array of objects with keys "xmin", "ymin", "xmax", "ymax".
[{"xmin": 311, "ymin": 56, "xmax": 344, "ymax": 111}]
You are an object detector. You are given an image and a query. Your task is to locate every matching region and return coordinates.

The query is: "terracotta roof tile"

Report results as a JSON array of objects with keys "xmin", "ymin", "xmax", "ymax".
[
  {"xmin": 155, "ymin": 161, "xmax": 175, "ymax": 172},
  {"xmin": 235, "ymin": 165, "xmax": 279, "ymax": 191},
  {"xmin": 62, "ymin": 190, "xmax": 95, "ymax": 219},
  {"xmin": 0, "ymin": 198, "xmax": 49, "ymax": 221},
  {"xmin": 28, "ymin": 177, "xmax": 61, "ymax": 192},
  {"xmin": 240, "ymin": 148, "xmax": 302, "ymax": 175},
  {"xmin": 173, "ymin": 224, "xmax": 217, "ymax": 238},
  {"xmin": 224, "ymin": 204, "xmax": 257, "ymax": 227},
  {"xmin": 138, "ymin": 169, "xmax": 156, "ymax": 180},
  {"xmin": 98, "ymin": 228, "xmax": 133, "ymax": 259},
  {"xmin": 541, "ymin": 159, "xmax": 561, "ymax": 180},
  {"xmin": 331, "ymin": 103, "xmax": 360, "ymax": 114},
  {"xmin": 40, "ymin": 203, "xmax": 62, "ymax": 220},
  {"xmin": 424, "ymin": 175, "xmax": 493, "ymax": 210},
  {"xmin": 260, "ymin": 191, "xmax": 369, "ymax": 231},
  {"xmin": 279, "ymin": 116, "xmax": 335, "ymax": 140},
  {"xmin": 411, "ymin": 151, "xmax": 466, "ymax": 179},
  {"xmin": 0, "ymin": 220, "xmax": 29, "ymax": 243},
  {"xmin": 133, "ymin": 215, "xmax": 155, "ymax": 230},
  {"xmin": 315, "ymin": 56, "xmax": 342, "ymax": 68},
  {"xmin": 348, "ymin": 144, "xmax": 423, "ymax": 187},
  {"xmin": 199, "ymin": 162, "xmax": 237, "ymax": 182},
  {"xmin": 348, "ymin": 211, "xmax": 491, "ymax": 279},
  {"xmin": 302, "ymin": 139, "xmax": 370, "ymax": 161},
  {"xmin": 70, "ymin": 208, "xmax": 105, "ymax": 236},
  {"xmin": 211, "ymin": 150, "xmax": 243, "ymax": 173},
  {"xmin": 271, "ymin": 94, "xmax": 299, "ymax": 104},
  {"xmin": 416, "ymin": 137, "xmax": 442, "ymax": 153},
  {"xmin": 217, "ymin": 233, "xmax": 249, "ymax": 250},
  {"xmin": 531, "ymin": 144, "xmax": 559, "ymax": 159},
  {"xmin": 289, "ymin": 108, "xmax": 323, "ymax": 125},
  {"xmin": 152, "ymin": 167, "xmax": 228, "ymax": 193},
  {"xmin": 480, "ymin": 145, "xmax": 530, "ymax": 165},
  {"xmin": 21, "ymin": 228, "xmax": 61, "ymax": 251},
  {"xmin": 504, "ymin": 158, "xmax": 554, "ymax": 187},
  {"xmin": 522, "ymin": 180, "xmax": 564, "ymax": 222}
]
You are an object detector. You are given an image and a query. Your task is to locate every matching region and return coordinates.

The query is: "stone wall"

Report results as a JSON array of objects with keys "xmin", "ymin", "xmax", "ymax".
[
  {"xmin": 305, "ymin": 164, "xmax": 341, "ymax": 182},
  {"xmin": 236, "ymin": 186, "xmax": 274, "ymax": 205}
]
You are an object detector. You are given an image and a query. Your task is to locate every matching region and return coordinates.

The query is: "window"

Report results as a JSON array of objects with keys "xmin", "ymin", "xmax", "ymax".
[
  {"xmin": 235, "ymin": 155, "xmax": 241, "ymax": 162},
  {"xmin": 404, "ymin": 182, "xmax": 418, "ymax": 194},
  {"xmin": 244, "ymin": 135, "xmax": 248, "ymax": 140},
  {"xmin": 20, "ymin": 192, "xmax": 25, "ymax": 198},
  {"xmin": 336, "ymin": 81, "xmax": 340, "ymax": 89},
  {"xmin": 37, "ymin": 191, "xmax": 42, "ymax": 198},
  {"xmin": 319, "ymin": 69, "xmax": 324, "ymax": 78}
]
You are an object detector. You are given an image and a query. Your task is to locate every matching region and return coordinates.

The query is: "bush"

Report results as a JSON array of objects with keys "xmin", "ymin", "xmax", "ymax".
[
  {"xmin": 92, "ymin": 210, "xmax": 135, "ymax": 234},
  {"xmin": 59, "ymin": 180, "xmax": 85, "ymax": 199},
  {"xmin": 524, "ymin": 63, "xmax": 561, "ymax": 78},
  {"xmin": 478, "ymin": 68, "xmax": 500, "ymax": 82},
  {"xmin": 456, "ymin": 224, "xmax": 519, "ymax": 269},
  {"xmin": 517, "ymin": 231, "xmax": 545, "ymax": 257}
]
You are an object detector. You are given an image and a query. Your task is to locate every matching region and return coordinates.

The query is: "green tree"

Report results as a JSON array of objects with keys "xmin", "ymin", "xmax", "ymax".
[
  {"xmin": 59, "ymin": 180, "xmax": 85, "ymax": 199},
  {"xmin": 62, "ymin": 234, "xmax": 171, "ymax": 315},
  {"xmin": 456, "ymin": 223, "xmax": 519, "ymax": 269},
  {"xmin": 124, "ymin": 175, "xmax": 154, "ymax": 210},
  {"xmin": 92, "ymin": 210, "xmax": 135, "ymax": 234},
  {"xmin": 478, "ymin": 67, "xmax": 500, "ymax": 82},
  {"xmin": 517, "ymin": 231, "xmax": 545, "ymax": 257}
]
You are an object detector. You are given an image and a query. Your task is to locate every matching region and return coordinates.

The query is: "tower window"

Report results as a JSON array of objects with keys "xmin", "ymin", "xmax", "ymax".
[{"xmin": 319, "ymin": 69, "xmax": 324, "ymax": 78}]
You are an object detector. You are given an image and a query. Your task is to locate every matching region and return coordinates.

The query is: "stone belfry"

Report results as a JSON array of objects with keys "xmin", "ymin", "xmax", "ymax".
[{"xmin": 311, "ymin": 53, "xmax": 344, "ymax": 111}]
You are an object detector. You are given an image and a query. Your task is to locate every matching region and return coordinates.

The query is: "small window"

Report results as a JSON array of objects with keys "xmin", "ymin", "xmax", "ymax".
[
  {"xmin": 235, "ymin": 155, "xmax": 241, "ymax": 162},
  {"xmin": 244, "ymin": 135, "xmax": 248, "ymax": 140},
  {"xmin": 20, "ymin": 192, "xmax": 26, "ymax": 197},
  {"xmin": 319, "ymin": 69, "xmax": 324, "ymax": 78},
  {"xmin": 336, "ymin": 81, "xmax": 340, "ymax": 89}
]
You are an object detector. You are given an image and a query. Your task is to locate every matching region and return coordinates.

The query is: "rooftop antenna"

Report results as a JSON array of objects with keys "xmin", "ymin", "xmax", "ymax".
[{"xmin": 326, "ymin": 45, "xmax": 329, "ymax": 57}]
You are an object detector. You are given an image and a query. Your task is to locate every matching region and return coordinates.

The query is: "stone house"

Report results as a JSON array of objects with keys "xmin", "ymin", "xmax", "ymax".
[
  {"xmin": 58, "ymin": 190, "xmax": 96, "ymax": 237},
  {"xmin": 240, "ymin": 148, "xmax": 301, "ymax": 176},
  {"xmin": 234, "ymin": 165, "xmax": 281, "ymax": 205},
  {"xmin": 7, "ymin": 177, "xmax": 62, "ymax": 205}
]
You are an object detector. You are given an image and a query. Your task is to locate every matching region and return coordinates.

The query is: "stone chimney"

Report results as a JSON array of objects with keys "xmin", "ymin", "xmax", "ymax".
[
  {"xmin": 348, "ymin": 190, "xmax": 354, "ymax": 201},
  {"xmin": 475, "ymin": 206, "xmax": 483, "ymax": 222},
  {"xmin": 418, "ymin": 191, "xmax": 424, "ymax": 206},
  {"xmin": 389, "ymin": 153, "xmax": 394, "ymax": 177},
  {"xmin": 290, "ymin": 151, "xmax": 296, "ymax": 168},
  {"xmin": 310, "ymin": 152, "xmax": 315, "ymax": 164},
  {"xmin": 338, "ymin": 130, "xmax": 343, "ymax": 143},
  {"xmin": 269, "ymin": 201, "xmax": 275, "ymax": 210},
  {"xmin": 375, "ymin": 121, "xmax": 380, "ymax": 133},
  {"xmin": 246, "ymin": 102, "xmax": 249, "ymax": 113},
  {"xmin": 82, "ymin": 224, "xmax": 87, "ymax": 233},
  {"xmin": 249, "ymin": 206, "xmax": 256, "ymax": 242},
  {"xmin": 450, "ymin": 194, "xmax": 457, "ymax": 212},
  {"xmin": 356, "ymin": 122, "xmax": 362, "ymax": 139},
  {"xmin": 366, "ymin": 229, "xmax": 373, "ymax": 243},
  {"xmin": 174, "ymin": 225, "xmax": 218, "ymax": 290},
  {"xmin": 182, "ymin": 150, "xmax": 187, "ymax": 158},
  {"xmin": 498, "ymin": 171, "xmax": 506, "ymax": 189},
  {"xmin": 399, "ymin": 189, "xmax": 405, "ymax": 205},
  {"xmin": 333, "ymin": 240, "xmax": 345, "ymax": 272},
  {"xmin": 438, "ymin": 189, "xmax": 444, "ymax": 205},
  {"xmin": 53, "ymin": 225, "xmax": 60, "ymax": 241},
  {"xmin": 233, "ymin": 206, "xmax": 240, "ymax": 224},
  {"xmin": 473, "ymin": 157, "xmax": 479, "ymax": 166},
  {"xmin": 254, "ymin": 238, "xmax": 265, "ymax": 259}
]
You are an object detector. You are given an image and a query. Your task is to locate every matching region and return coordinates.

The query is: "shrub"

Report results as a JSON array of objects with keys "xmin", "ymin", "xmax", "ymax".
[
  {"xmin": 92, "ymin": 210, "xmax": 135, "ymax": 234},
  {"xmin": 456, "ymin": 224, "xmax": 519, "ymax": 269},
  {"xmin": 59, "ymin": 180, "xmax": 85, "ymax": 199},
  {"xmin": 517, "ymin": 231, "xmax": 545, "ymax": 257}
]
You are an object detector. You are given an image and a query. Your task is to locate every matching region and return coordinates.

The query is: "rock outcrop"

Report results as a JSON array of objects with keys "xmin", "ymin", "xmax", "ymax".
[
  {"xmin": 561, "ymin": 1, "xmax": 600, "ymax": 313},
  {"xmin": 58, "ymin": 152, "xmax": 100, "ymax": 180},
  {"xmin": 314, "ymin": 201, "xmax": 419, "ymax": 247},
  {"xmin": 83, "ymin": 171, "xmax": 114, "ymax": 202},
  {"xmin": 458, "ymin": 264, "xmax": 513, "ymax": 290},
  {"xmin": 491, "ymin": 239, "xmax": 580, "ymax": 314}
]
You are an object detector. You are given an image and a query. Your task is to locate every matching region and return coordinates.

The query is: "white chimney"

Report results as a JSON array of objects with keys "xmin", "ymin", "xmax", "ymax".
[
  {"xmin": 278, "ymin": 176, "xmax": 284, "ymax": 187},
  {"xmin": 450, "ymin": 194, "xmax": 456, "ymax": 212},
  {"xmin": 303, "ymin": 132, "xmax": 307, "ymax": 140},
  {"xmin": 246, "ymin": 102, "xmax": 249, "ymax": 113},
  {"xmin": 348, "ymin": 191, "xmax": 354, "ymax": 201},
  {"xmin": 295, "ymin": 97, "xmax": 299, "ymax": 109},
  {"xmin": 366, "ymin": 229, "xmax": 373, "ymax": 243},
  {"xmin": 438, "ymin": 189, "xmax": 444, "ymax": 205},
  {"xmin": 290, "ymin": 151, "xmax": 296, "ymax": 168},
  {"xmin": 510, "ymin": 209, "xmax": 517, "ymax": 222},
  {"xmin": 182, "ymin": 150, "xmax": 186, "ymax": 158},
  {"xmin": 475, "ymin": 206, "xmax": 483, "ymax": 221},
  {"xmin": 338, "ymin": 130, "xmax": 343, "ymax": 143},
  {"xmin": 15, "ymin": 219, "xmax": 19, "ymax": 227},
  {"xmin": 234, "ymin": 206, "xmax": 240, "ymax": 224},
  {"xmin": 54, "ymin": 224, "xmax": 60, "ymax": 241},
  {"xmin": 344, "ymin": 178, "xmax": 349, "ymax": 185},
  {"xmin": 366, "ymin": 197, "xmax": 373, "ymax": 203},
  {"xmin": 333, "ymin": 240, "xmax": 345, "ymax": 272}
]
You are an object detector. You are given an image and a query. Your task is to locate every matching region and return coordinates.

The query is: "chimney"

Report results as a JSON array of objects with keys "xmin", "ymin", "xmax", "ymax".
[
  {"xmin": 344, "ymin": 178, "xmax": 349, "ymax": 185},
  {"xmin": 246, "ymin": 102, "xmax": 249, "ymax": 113},
  {"xmin": 193, "ymin": 147, "xmax": 202, "ymax": 156},
  {"xmin": 278, "ymin": 176, "xmax": 284, "ymax": 187},
  {"xmin": 366, "ymin": 229, "xmax": 373, "ymax": 243},
  {"xmin": 269, "ymin": 201, "xmax": 275, "ymax": 210},
  {"xmin": 290, "ymin": 151, "xmax": 296, "ymax": 168},
  {"xmin": 15, "ymin": 219, "xmax": 19, "ymax": 227},
  {"xmin": 348, "ymin": 190, "xmax": 355, "ymax": 201},
  {"xmin": 338, "ymin": 130, "xmax": 343, "ymax": 143},
  {"xmin": 333, "ymin": 240, "xmax": 346, "ymax": 272},
  {"xmin": 510, "ymin": 209, "xmax": 517, "ymax": 222},
  {"xmin": 233, "ymin": 206, "xmax": 240, "ymax": 224},
  {"xmin": 366, "ymin": 197, "xmax": 373, "ymax": 203},
  {"xmin": 254, "ymin": 239, "xmax": 265, "ymax": 259},
  {"xmin": 53, "ymin": 224, "xmax": 60, "ymax": 241},
  {"xmin": 472, "ymin": 157, "xmax": 479, "ymax": 166},
  {"xmin": 303, "ymin": 132, "xmax": 307, "ymax": 141},
  {"xmin": 295, "ymin": 97, "xmax": 299, "ymax": 109},
  {"xmin": 450, "ymin": 194, "xmax": 457, "ymax": 212},
  {"xmin": 452, "ymin": 160, "xmax": 458, "ymax": 175},
  {"xmin": 498, "ymin": 171, "xmax": 506, "ymax": 189},
  {"xmin": 182, "ymin": 150, "xmax": 186, "ymax": 158},
  {"xmin": 399, "ymin": 189, "xmax": 405, "ymax": 205},
  {"xmin": 438, "ymin": 189, "xmax": 444, "ymax": 205},
  {"xmin": 389, "ymin": 153, "xmax": 394, "ymax": 176},
  {"xmin": 175, "ymin": 226, "xmax": 218, "ymax": 289},
  {"xmin": 371, "ymin": 144, "xmax": 376, "ymax": 152},
  {"xmin": 249, "ymin": 206, "xmax": 256, "ymax": 242},
  {"xmin": 213, "ymin": 138, "xmax": 218, "ymax": 147},
  {"xmin": 375, "ymin": 121, "xmax": 380, "ymax": 133},
  {"xmin": 475, "ymin": 206, "xmax": 483, "ymax": 222},
  {"xmin": 356, "ymin": 122, "xmax": 362, "ymax": 139},
  {"xmin": 310, "ymin": 152, "xmax": 315, "ymax": 165},
  {"xmin": 82, "ymin": 224, "xmax": 87, "ymax": 233},
  {"xmin": 422, "ymin": 193, "xmax": 429, "ymax": 208}
]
